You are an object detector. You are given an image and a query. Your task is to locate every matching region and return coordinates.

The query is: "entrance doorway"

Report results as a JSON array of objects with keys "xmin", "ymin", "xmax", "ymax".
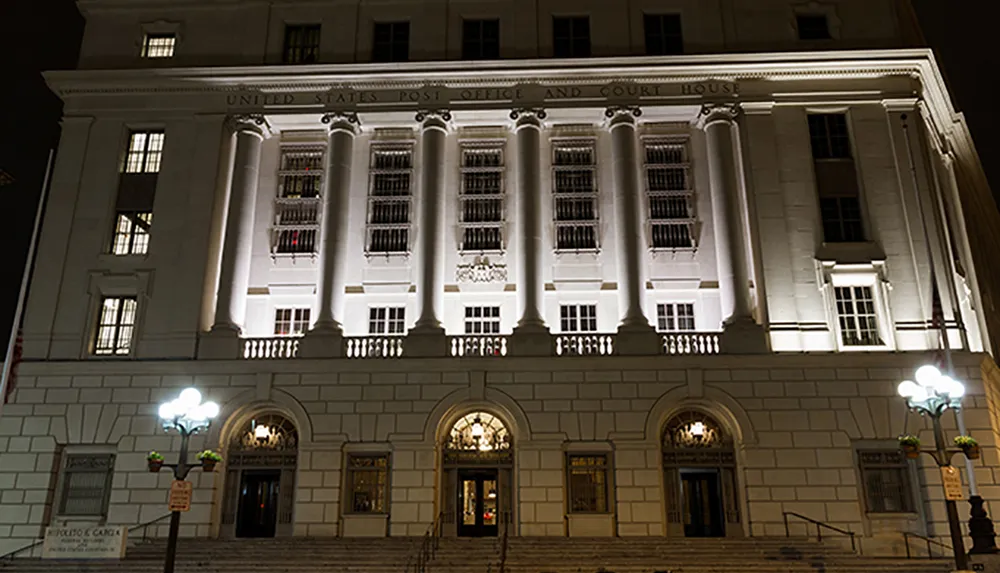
[
  {"xmin": 681, "ymin": 469, "xmax": 724, "ymax": 537},
  {"xmin": 458, "ymin": 469, "xmax": 499, "ymax": 537},
  {"xmin": 236, "ymin": 470, "xmax": 281, "ymax": 538}
]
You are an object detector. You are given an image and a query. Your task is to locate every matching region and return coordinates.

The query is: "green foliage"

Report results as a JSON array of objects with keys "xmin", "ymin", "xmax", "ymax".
[
  {"xmin": 147, "ymin": 451, "xmax": 164, "ymax": 461},
  {"xmin": 954, "ymin": 435, "xmax": 979, "ymax": 448},
  {"xmin": 898, "ymin": 435, "xmax": 921, "ymax": 447},
  {"xmin": 196, "ymin": 450, "xmax": 223, "ymax": 462}
]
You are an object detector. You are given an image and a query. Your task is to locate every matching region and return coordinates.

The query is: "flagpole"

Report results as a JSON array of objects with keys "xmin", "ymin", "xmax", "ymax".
[{"xmin": 0, "ymin": 149, "xmax": 54, "ymax": 417}]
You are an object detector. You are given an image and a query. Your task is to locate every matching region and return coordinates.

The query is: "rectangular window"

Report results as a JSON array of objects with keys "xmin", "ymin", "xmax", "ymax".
[
  {"xmin": 141, "ymin": 33, "xmax": 175, "ymax": 58},
  {"xmin": 567, "ymin": 454, "xmax": 609, "ymax": 513},
  {"xmin": 273, "ymin": 147, "xmax": 323, "ymax": 255},
  {"xmin": 459, "ymin": 145, "xmax": 505, "ymax": 252},
  {"xmin": 552, "ymin": 141, "xmax": 598, "ymax": 251},
  {"xmin": 367, "ymin": 146, "xmax": 413, "ymax": 254},
  {"xmin": 808, "ymin": 113, "xmax": 864, "ymax": 243},
  {"xmin": 345, "ymin": 454, "xmax": 389, "ymax": 513},
  {"xmin": 372, "ymin": 21, "xmax": 410, "ymax": 62},
  {"xmin": 283, "ymin": 24, "xmax": 321, "ymax": 64},
  {"xmin": 834, "ymin": 286, "xmax": 882, "ymax": 346},
  {"xmin": 644, "ymin": 140, "xmax": 695, "ymax": 249},
  {"xmin": 560, "ymin": 304, "xmax": 597, "ymax": 333},
  {"xmin": 464, "ymin": 306, "xmax": 501, "ymax": 335},
  {"xmin": 111, "ymin": 212, "xmax": 152, "ymax": 255},
  {"xmin": 808, "ymin": 114, "xmax": 852, "ymax": 160},
  {"xmin": 797, "ymin": 14, "xmax": 831, "ymax": 40},
  {"xmin": 656, "ymin": 303, "xmax": 695, "ymax": 332},
  {"xmin": 368, "ymin": 307, "xmax": 406, "ymax": 335},
  {"xmin": 462, "ymin": 19, "xmax": 500, "ymax": 59},
  {"xmin": 552, "ymin": 16, "xmax": 590, "ymax": 58},
  {"xmin": 123, "ymin": 131, "xmax": 165, "ymax": 174},
  {"xmin": 858, "ymin": 450, "xmax": 914, "ymax": 513},
  {"xmin": 644, "ymin": 14, "xmax": 683, "ymax": 55},
  {"xmin": 58, "ymin": 454, "xmax": 115, "ymax": 517},
  {"xmin": 94, "ymin": 296, "xmax": 137, "ymax": 356},
  {"xmin": 273, "ymin": 308, "xmax": 311, "ymax": 336}
]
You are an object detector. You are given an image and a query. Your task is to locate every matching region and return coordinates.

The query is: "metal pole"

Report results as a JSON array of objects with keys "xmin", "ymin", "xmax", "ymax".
[
  {"xmin": 933, "ymin": 413, "xmax": 969, "ymax": 571},
  {"xmin": 164, "ymin": 427, "xmax": 191, "ymax": 573}
]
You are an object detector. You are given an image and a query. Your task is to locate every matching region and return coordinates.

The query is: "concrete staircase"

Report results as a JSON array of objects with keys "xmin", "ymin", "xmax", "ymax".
[{"xmin": 0, "ymin": 536, "xmax": 953, "ymax": 573}]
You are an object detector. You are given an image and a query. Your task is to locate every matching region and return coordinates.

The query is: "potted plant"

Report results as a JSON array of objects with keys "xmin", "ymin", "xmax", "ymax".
[
  {"xmin": 147, "ymin": 451, "xmax": 164, "ymax": 473},
  {"xmin": 197, "ymin": 450, "xmax": 223, "ymax": 472},
  {"xmin": 955, "ymin": 435, "xmax": 981, "ymax": 460},
  {"xmin": 899, "ymin": 435, "xmax": 921, "ymax": 459}
]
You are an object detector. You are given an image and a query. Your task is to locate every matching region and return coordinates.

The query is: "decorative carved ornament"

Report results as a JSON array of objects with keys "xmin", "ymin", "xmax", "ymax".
[
  {"xmin": 321, "ymin": 110, "xmax": 361, "ymax": 128},
  {"xmin": 445, "ymin": 412, "xmax": 511, "ymax": 452},
  {"xmin": 415, "ymin": 109, "xmax": 452, "ymax": 122},
  {"xmin": 456, "ymin": 256, "xmax": 507, "ymax": 284},
  {"xmin": 509, "ymin": 108, "xmax": 548, "ymax": 121},
  {"xmin": 229, "ymin": 413, "xmax": 298, "ymax": 452}
]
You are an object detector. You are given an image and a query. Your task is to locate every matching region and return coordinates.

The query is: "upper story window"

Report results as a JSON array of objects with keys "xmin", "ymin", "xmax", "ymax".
[
  {"xmin": 283, "ymin": 24, "xmax": 321, "ymax": 64},
  {"xmin": 858, "ymin": 450, "xmax": 914, "ymax": 513},
  {"xmin": 560, "ymin": 304, "xmax": 597, "ymax": 333},
  {"xmin": 372, "ymin": 22, "xmax": 410, "ymax": 62},
  {"xmin": 552, "ymin": 16, "xmax": 590, "ymax": 58},
  {"xmin": 274, "ymin": 308, "xmax": 311, "ymax": 336},
  {"xmin": 273, "ymin": 147, "xmax": 323, "ymax": 255},
  {"xmin": 94, "ymin": 296, "xmax": 137, "ymax": 356},
  {"xmin": 113, "ymin": 130, "xmax": 163, "ymax": 255},
  {"xmin": 808, "ymin": 114, "xmax": 851, "ymax": 160},
  {"xmin": 834, "ymin": 286, "xmax": 883, "ymax": 347},
  {"xmin": 464, "ymin": 306, "xmax": 500, "ymax": 335},
  {"xmin": 369, "ymin": 307, "xmax": 406, "ymax": 335},
  {"xmin": 656, "ymin": 303, "xmax": 695, "ymax": 332},
  {"xmin": 124, "ymin": 131, "xmax": 164, "ymax": 174},
  {"xmin": 459, "ymin": 144, "xmax": 505, "ymax": 252},
  {"xmin": 797, "ymin": 14, "xmax": 831, "ymax": 40},
  {"xmin": 462, "ymin": 19, "xmax": 500, "ymax": 59},
  {"xmin": 808, "ymin": 113, "xmax": 865, "ymax": 243},
  {"xmin": 644, "ymin": 139, "xmax": 695, "ymax": 250},
  {"xmin": 141, "ymin": 33, "xmax": 175, "ymax": 58},
  {"xmin": 644, "ymin": 14, "xmax": 683, "ymax": 55},
  {"xmin": 58, "ymin": 453, "xmax": 115, "ymax": 517},
  {"xmin": 111, "ymin": 212, "xmax": 152, "ymax": 255},
  {"xmin": 552, "ymin": 141, "xmax": 598, "ymax": 251},
  {"xmin": 366, "ymin": 145, "xmax": 413, "ymax": 254}
]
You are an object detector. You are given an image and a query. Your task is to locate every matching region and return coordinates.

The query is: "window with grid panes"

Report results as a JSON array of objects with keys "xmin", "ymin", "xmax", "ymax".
[
  {"xmin": 834, "ymin": 286, "xmax": 882, "ymax": 346},
  {"xmin": 93, "ymin": 296, "xmax": 137, "ymax": 355},
  {"xmin": 113, "ymin": 131, "xmax": 162, "ymax": 256},
  {"xmin": 567, "ymin": 454, "xmax": 609, "ymax": 513},
  {"xmin": 58, "ymin": 454, "xmax": 115, "ymax": 516},
  {"xmin": 644, "ymin": 140, "xmax": 695, "ymax": 249},
  {"xmin": 656, "ymin": 303, "xmax": 695, "ymax": 332},
  {"xmin": 797, "ymin": 14, "xmax": 831, "ymax": 40},
  {"xmin": 560, "ymin": 304, "xmax": 597, "ymax": 333},
  {"xmin": 552, "ymin": 141, "xmax": 598, "ymax": 250},
  {"xmin": 858, "ymin": 450, "xmax": 914, "ymax": 513},
  {"xmin": 111, "ymin": 212, "xmax": 152, "ymax": 255},
  {"xmin": 274, "ymin": 308, "xmax": 311, "ymax": 336},
  {"xmin": 346, "ymin": 454, "xmax": 390, "ymax": 513},
  {"xmin": 552, "ymin": 16, "xmax": 590, "ymax": 58},
  {"xmin": 367, "ymin": 146, "xmax": 413, "ymax": 254},
  {"xmin": 283, "ymin": 24, "xmax": 321, "ymax": 64},
  {"xmin": 644, "ymin": 14, "xmax": 683, "ymax": 55},
  {"xmin": 372, "ymin": 22, "xmax": 410, "ymax": 62},
  {"xmin": 464, "ymin": 307, "xmax": 500, "ymax": 335},
  {"xmin": 123, "ymin": 131, "xmax": 164, "ymax": 173},
  {"xmin": 808, "ymin": 114, "xmax": 865, "ymax": 243},
  {"xmin": 141, "ymin": 33, "xmax": 175, "ymax": 58},
  {"xmin": 462, "ymin": 19, "xmax": 500, "ymax": 59},
  {"xmin": 273, "ymin": 147, "xmax": 323, "ymax": 254},
  {"xmin": 459, "ymin": 145, "xmax": 504, "ymax": 251},
  {"xmin": 368, "ymin": 307, "xmax": 406, "ymax": 335}
]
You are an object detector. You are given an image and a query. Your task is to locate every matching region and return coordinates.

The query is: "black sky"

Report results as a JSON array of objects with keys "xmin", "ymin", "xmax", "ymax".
[{"xmin": 0, "ymin": 1, "xmax": 996, "ymax": 346}]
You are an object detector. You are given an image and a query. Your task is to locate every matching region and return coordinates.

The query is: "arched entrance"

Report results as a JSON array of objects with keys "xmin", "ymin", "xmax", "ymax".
[
  {"xmin": 662, "ymin": 411, "xmax": 741, "ymax": 538},
  {"xmin": 220, "ymin": 413, "xmax": 298, "ymax": 538},
  {"xmin": 441, "ymin": 412, "xmax": 513, "ymax": 537}
]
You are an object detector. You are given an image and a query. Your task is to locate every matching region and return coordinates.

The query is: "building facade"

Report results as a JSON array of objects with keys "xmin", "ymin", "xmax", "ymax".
[{"xmin": 2, "ymin": 0, "xmax": 999, "ymax": 557}]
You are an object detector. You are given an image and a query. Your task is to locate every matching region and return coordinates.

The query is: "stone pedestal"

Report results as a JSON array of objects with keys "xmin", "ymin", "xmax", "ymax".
[
  {"xmin": 197, "ymin": 328, "xmax": 242, "ymax": 359},
  {"xmin": 719, "ymin": 317, "xmax": 769, "ymax": 354},
  {"xmin": 342, "ymin": 514, "xmax": 389, "ymax": 537},
  {"xmin": 404, "ymin": 328, "xmax": 448, "ymax": 357},
  {"xmin": 509, "ymin": 326, "xmax": 553, "ymax": 357},
  {"xmin": 298, "ymin": 329, "xmax": 343, "ymax": 358},
  {"xmin": 615, "ymin": 325, "xmax": 662, "ymax": 356}
]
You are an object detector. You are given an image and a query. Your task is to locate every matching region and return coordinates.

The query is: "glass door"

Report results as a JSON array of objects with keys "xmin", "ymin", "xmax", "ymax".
[
  {"xmin": 681, "ymin": 469, "xmax": 724, "ymax": 537},
  {"xmin": 457, "ymin": 469, "xmax": 499, "ymax": 537},
  {"xmin": 236, "ymin": 470, "xmax": 281, "ymax": 538}
]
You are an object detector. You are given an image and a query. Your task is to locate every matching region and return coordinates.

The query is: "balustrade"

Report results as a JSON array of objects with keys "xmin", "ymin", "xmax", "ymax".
[
  {"xmin": 242, "ymin": 337, "xmax": 300, "ymax": 359},
  {"xmin": 555, "ymin": 334, "xmax": 615, "ymax": 356},
  {"xmin": 661, "ymin": 332, "xmax": 720, "ymax": 355},
  {"xmin": 344, "ymin": 336, "xmax": 405, "ymax": 358},
  {"xmin": 449, "ymin": 335, "xmax": 508, "ymax": 357}
]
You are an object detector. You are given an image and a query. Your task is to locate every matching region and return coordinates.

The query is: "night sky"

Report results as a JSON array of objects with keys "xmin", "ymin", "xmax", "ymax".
[{"xmin": 0, "ymin": 1, "xmax": 996, "ymax": 347}]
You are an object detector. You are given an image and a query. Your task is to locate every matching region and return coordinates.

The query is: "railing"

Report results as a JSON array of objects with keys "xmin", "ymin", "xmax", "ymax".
[
  {"xmin": 555, "ymin": 334, "xmax": 614, "ymax": 356},
  {"xmin": 782, "ymin": 511, "xmax": 858, "ymax": 554},
  {"xmin": 662, "ymin": 332, "xmax": 720, "ymax": 355},
  {"xmin": 0, "ymin": 513, "xmax": 172, "ymax": 561},
  {"xmin": 449, "ymin": 335, "xmax": 508, "ymax": 357},
  {"xmin": 242, "ymin": 337, "xmax": 299, "ymax": 359},
  {"xmin": 902, "ymin": 532, "xmax": 952, "ymax": 559},
  {"xmin": 345, "ymin": 336, "xmax": 404, "ymax": 358},
  {"xmin": 405, "ymin": 512, "xmax": 445, "ymax": 573}
]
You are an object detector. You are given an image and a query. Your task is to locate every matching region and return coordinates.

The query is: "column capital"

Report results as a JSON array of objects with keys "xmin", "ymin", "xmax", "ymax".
[
  {"xmin": 510, "ymin": 107, "xmax": 548, "ymax": 124},
  {"xmin": 696, "ymin": 103, "xmax": 741, "ymax": 129},
  {"xmin": 415, "ymin": 109, "xmax": 452, "ymax": 130},
  {"xmin": 226, "ymin": 114, "xmax": 271, "ymax": 138},
  {"xmin": 604, "ymin": 105, "xmax": 642, "ymax": 119},
  {"xmin": 321, "ymin": 111, "xmax": 360, "ymax": 134}
]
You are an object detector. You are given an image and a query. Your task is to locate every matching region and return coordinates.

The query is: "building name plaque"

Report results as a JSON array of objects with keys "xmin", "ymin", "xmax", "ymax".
[{"xmin": 41, "ymin": 526, "xmax": 127, "ymax": 560}]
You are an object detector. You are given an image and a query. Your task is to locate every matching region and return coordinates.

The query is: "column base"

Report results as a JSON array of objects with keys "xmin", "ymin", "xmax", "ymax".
[
  {"xmin": 198, "ymin": 327, "xmax": 242, "ymax": 359},
  {"xmin": 719, "ymin": 317, "xmax": 769, "ymax": 354},
  {"xmin": 405, "ymin": 326, "xmax": 448, "ymax": 357},
  {"xmin": 510, "ymin": 324, "xmax": 553, "ymax": 357},
  {"xmin": 615, "ymin": 323, "xmax": 661, "ymax": 356},
  {"xmin": 299, "ymin": 326, "xmax": 344, "ymax": 358}
]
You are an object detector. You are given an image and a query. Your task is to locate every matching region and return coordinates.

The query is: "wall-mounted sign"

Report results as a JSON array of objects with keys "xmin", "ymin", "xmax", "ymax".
[
  {"xmin": 941, "ymin": 465, "xmax": 964, "ymax": 501},
  {"xmin": 41, "ymin": 526, "xmax": 127, "ymax": 560},
  {"xmin": 168, "ymin": 479, "xmax": 193, "ymax": 512}
]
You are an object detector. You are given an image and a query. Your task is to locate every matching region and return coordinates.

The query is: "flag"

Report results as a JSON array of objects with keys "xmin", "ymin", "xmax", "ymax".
[
  {"xmin": 4, "ymin": 330, "xmax": 22, "ymax": 404},
  {"xmin": 0, "ymin": 170, "xmax": 14, "ymax": 187}
]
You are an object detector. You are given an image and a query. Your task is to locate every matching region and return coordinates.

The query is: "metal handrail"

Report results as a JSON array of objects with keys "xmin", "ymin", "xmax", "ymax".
[
  {"xmin": 405, "ymin": 511, "xmax": 445, "ymax": 573},
  {"xmin": 903, "ymin": 531, "xmax": 953, "ymax": 559},
  {"xmin": 782, "ymin": 511, "xmax": 858, "ymax": 554},
  {"xmin": 0, "ymin": 513, "xmax": 172, "ymax": 561}
]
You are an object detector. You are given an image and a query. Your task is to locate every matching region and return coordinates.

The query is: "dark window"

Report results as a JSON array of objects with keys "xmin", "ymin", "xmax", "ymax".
[
  {"xmin": 462, "ymin": 19, "xmax": 500, "ymax": 59},
  {"xmin": 553, "ymin": 16, "xmax": 590, "ymax": 58},
  {"xmin": 808, "ymin": 113, "xmax": 865, "ymax": 242},
  {"xmin": 644, "ymin": 14, "xmax": 683, "ymax": 55},
  {"xmin": 58, "ymin": 454, "xmax": 116, "ymax": 516},
  {"xmin": 283, "ymin": 24, "xmax": 321, "ymax": 64},
  {"xmin": 859, "ymin": 450, "xmax": 914, "ymax": 513},
  {"xmin": 797, "ymin": 14, "xmax": 831, "ymax": 40},
  {"xmin": 373, "ymin": 22, "xmax": 410, "ymax": 62},
  {"xmin": 808, "ymin": 114, "xmax": 852, "ymax": 160},
  {"xmin": 820, "ymin": 197, "xmax": 864, "ymax": 242},
  {"xmin": 345, "ymin": 454, "xmax": 389, "ymax": 513},
  {"xmin": 567, "ymin": 454, "xmax": 609, "ymax": 513}
]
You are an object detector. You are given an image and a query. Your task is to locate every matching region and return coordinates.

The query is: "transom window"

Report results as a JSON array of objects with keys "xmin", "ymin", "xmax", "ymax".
[
  {"xmin": 369, "ymin": 307, "xmax": 406, "ymax": 335},
  {"xmin": 273, "ymin": 308, "xmax": 311, "ymax": 336},
  {"xmin": 797, "ymin": 14, "xmax": 831, "ymax": 40},
  {"xmin": 462, "ymin": 19, "xmax": 500, "ymax": 59},
  {"xmin": 367, "ymin": 146, "xmax": 413, "ymax": 254},
  {"xmin": 657, "ymin": 303, "xmax": 695, "ymax": 332},
  {"xmin": 858, "ymin": 450, "xmax": 914, "ymax": 513},
  {"xmin": 283, "ymin": 24, "xmax": 320, "ymax": 64},
  {"xmin": 274, "ymin": 147, "xmax": 323, "ymax": 255},
  {"xmin": 123, "ymin": 131, "xmax": 164, "ymax": 173},
  {"xmin": 552, "ymin": 16, "xmax": 590, "ymax": 58},
  {"xmin": 372, "ymin": 21, "xmax": 410, "ymax": 62},
  {"xmin": 111, "ymin": 212, "xmax": 152, "ymax": 255},
  {"xmin": 446, "ymin": 412, "xmax": 510, "ymax": 452},
  {"xmin": 834, "ymin": 286, "xmax": 882, "ymax": 346},
  {"xmin": 141, "ymin": 34, "xmax": 175, "ymax": 58},
  {"xmin": 94, "ymin": 296, "xmax": 137, "ymax": 356},
  {"xmin": 459, "ymin": 145, "xmax": 505, "ymax": 252},
  {"xmin": 464, "ymin": 306, "xmax": 500, "ymax": 335},
  {"xmin": 58, "ymin": 454, "xmax": 115, "ymax": 517},
  {"xmin": 552, "ymin": 141, "xmax": 598, "ymax": 251},
  {"xmin": 567, "ymin": 454, "xmax": 609, "ymax": 513},
  {"xmin": 644, "ymin": 14, "xmax": 683, "ymax": 55},
  {"xmin": 345, "ymin": 454, "xmax": 389, "ymax": 514},
  {"xmin": 560, "ymin": 304, "xmax": 597, "ymax": 333},
  {"xmin": 644, "ymin": 140, "xmax": 695, "ymax": 249}
]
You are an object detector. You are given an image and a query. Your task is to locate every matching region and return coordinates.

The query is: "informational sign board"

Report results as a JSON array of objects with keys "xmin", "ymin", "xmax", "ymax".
[
  {"xmin": 941, "ymin": 466, "xmax": 964, "ymax": 501},
  {"xmin": 168, "ymin": 480, "xmax": 193, "ymax": 512},
  {"xmin": 41, "ymin": 526, "xmax": 127, "ymax": 559}
]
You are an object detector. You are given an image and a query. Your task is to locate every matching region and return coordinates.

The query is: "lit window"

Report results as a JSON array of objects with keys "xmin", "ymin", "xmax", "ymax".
[
  {"xmin": 834, "ymin": 286, "xmax": 882, "ymax": 346},
  {"xmin": 797, "ymin": 14, "xmax": 831, "ymax": 40},
  {"xmin": 552, "ymin": 16, "xmax": 590, "ymax": 58},
  {"xmin": 141, "ymin": 34, "xmax": 175, "ymax": 58},
  {"xmin": 345, "ymin": 454, "xmax": 389, "ymax": 513},
  {"xmin": 644, "ymin": 140, "xmax": 695, "ymax": 249},
  {"xmin": 656, "ymin": 303, "xmax": 695, "ymax": 332},
  {"xmin": 567, "ymin": 454, "xmax": 609, "ymax": 513},
  {"xmin": 273, "ymin": 147, "xmax": 323, "ymax": 255},
  {"xmin": 644, "ymin": 14, "xmax": 683, "ymax": 55},
  {"xmin": 464, "ymin": 307, "xmax": 501, "ymax": 335},
  {"xmin": 368, "ymin": 307, "xmax": 406, "ymax": 335},
  {"xmin": 94, "ymin": 297, "xmax": 137, "ymax": 356},
  {"xmin": 123, "ymin": 131, "xmax": 165, "ymax": 174},
  {"xmin": 283, "ymin": 24, "xmax": 321, "ymax": 64},
  {"xmin": 372, "ymin": 21, "xmax": 410, "ymax": 62},
  {"xmin": 111, "ymin": 212, "xmax": 152, "ymax": 255},
  {"xmin": 459, "ymin": 145, "xmax": 504, "ymax": 252},
  {"xmin": 366, "ymin": 146, "xmax": 413, "ymax": 254},
  {"xmin": 560, "ymin": 304, "xmax": 597, "ymax": 333},
  {"xmin": 858, "ymin": 450, "xmax": 914, "ymax": 513},
  {"xmin": 58, "ymin": 454, "xmax": 115, "ymax": 517},
  {"xmin": 552, "ymin": 141, "xmax": 598, "ymax": 251},
  {"xmin": 273, "ymin": 308, "xmax": 311, "ymax": 336}
]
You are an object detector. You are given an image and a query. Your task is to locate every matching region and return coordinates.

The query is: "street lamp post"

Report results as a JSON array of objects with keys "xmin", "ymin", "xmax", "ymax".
[{"xmin": 157, "ymin": 388, "xmax": 220, "ymax": 573}]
